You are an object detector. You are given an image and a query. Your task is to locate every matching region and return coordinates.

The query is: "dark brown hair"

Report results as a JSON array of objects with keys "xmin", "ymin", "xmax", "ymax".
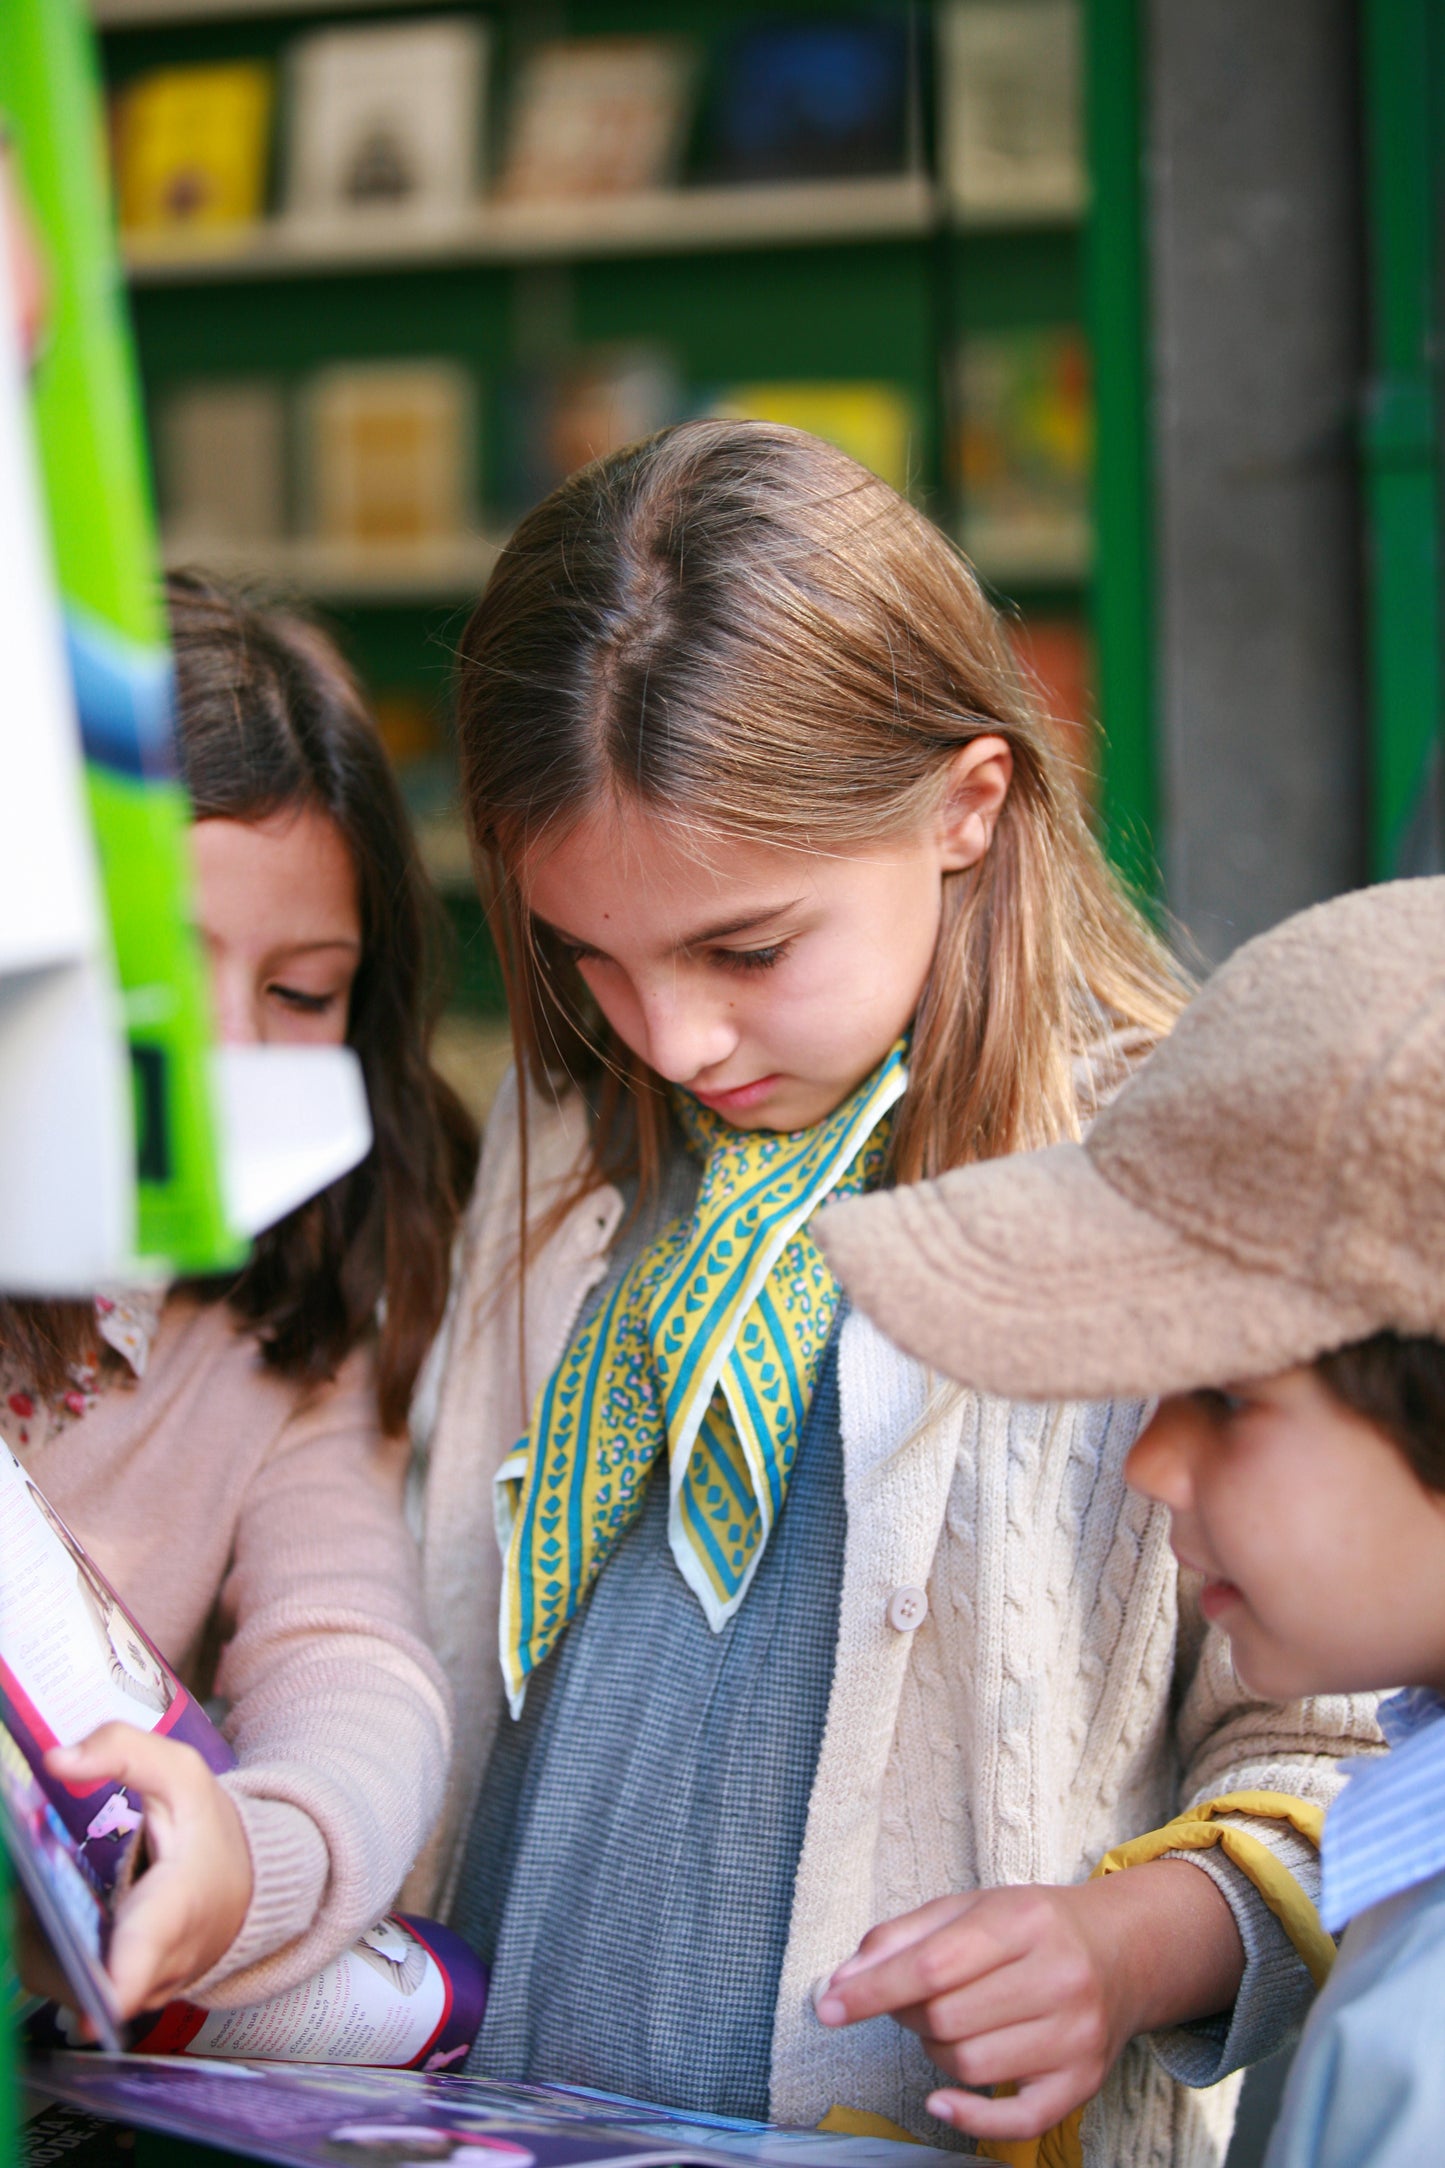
[
  {"xmin": 0, "ymin": 573, "xmax": 477, "ymax": 1434},
  {"xmin": 457, "ymin": 418, "xmax": 1187, "ymax": 1250},
  {"xmin": 1318, "ymin": 1333, "xmax": 1445, "ymax": 1492}
]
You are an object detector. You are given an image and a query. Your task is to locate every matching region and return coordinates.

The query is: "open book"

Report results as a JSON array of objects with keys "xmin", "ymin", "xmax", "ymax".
[
  {"xmin": 0, "ymin": 1438, "xmax": 485, "ymax": 2069},
  {"xmin": 5, "ymin": 1438, "xmax": 951, "ymax": 2168},
  {"xmin": 19, "ymin": 2055, "xmax": 954, "ymax": 2168}
]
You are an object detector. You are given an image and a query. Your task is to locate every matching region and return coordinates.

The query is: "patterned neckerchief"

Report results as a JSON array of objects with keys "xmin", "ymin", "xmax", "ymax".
[{"xmin": 496, "ymin": 1042, "xmax": 909, "ymax": 1713}]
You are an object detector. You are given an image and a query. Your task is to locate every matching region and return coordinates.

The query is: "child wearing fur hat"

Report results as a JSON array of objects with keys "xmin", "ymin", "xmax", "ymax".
[{"xmin": 815, "ymin": 875, "xmax": 1445, "ymax": 2168}]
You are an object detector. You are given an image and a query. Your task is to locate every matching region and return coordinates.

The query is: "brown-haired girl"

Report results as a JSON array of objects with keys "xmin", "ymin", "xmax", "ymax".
[
  {"xmin": 411, "ymin": 422, "xmax": 1375, "ymax": 2166},
  {"xmin": 4, "ymin": 573, "xmax": 475, "ymax": 2022}
]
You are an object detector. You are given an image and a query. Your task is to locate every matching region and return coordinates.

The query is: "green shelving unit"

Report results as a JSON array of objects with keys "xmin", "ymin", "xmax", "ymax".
[
  {"xmin": 1081, "ymin": 0, "xmax": 1156, "ymax": 896},
  {"xmin": 1360, "ymin": 0, "xmax": 1445, "ymax": 876}
]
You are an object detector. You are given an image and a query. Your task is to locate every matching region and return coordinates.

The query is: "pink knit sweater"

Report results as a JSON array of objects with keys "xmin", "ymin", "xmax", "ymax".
[{"xmin": 16, "ymin": 1292, "xmax": 452, "ymax": 2007}]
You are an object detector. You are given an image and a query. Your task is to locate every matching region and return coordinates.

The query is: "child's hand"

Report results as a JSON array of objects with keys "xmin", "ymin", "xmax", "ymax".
[
  {"xmin": 45, "ymin": 1724, "xmax": 254, "ymax": 2018},
  {"xmin": 814, "ymin": 1861, "xmax": 1243, "ymax": 2145}
]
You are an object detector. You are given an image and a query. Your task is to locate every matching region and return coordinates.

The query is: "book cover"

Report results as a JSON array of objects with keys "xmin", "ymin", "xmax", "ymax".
[
  {"xmin": 1006, "ymin": 613, "xmax": 1095, "ymax": 789},
  {"xmin": 157, "ymin": 378, "xmax": 287, "ymax": 549},
  {"xmin": 501, "ymin": 347, "xmax": 681, "ymax": 510},
  {"xmin": 707, "ymin": 382, "xmax": 916, "ymax": 496},
  {"xmin": 937, "ymin": 0, "xmax": 1085, "ymax": 223},
  {"xmin": 301, "ymin": 362, "xmax": 475, "ymax": 547},
  {"xmin": 701, "ymin": 16, "xmax": 913, "ymax": 185},
  {"xmin": 284, "ymin": 18, "xmax": 489, "ymax": 225},
  {"xmin": 114, "ymin": 63, "xmax": 273, "ymax": 237},
  {"xmin": 1, "ymin": 0, "xmax": 237, "ymax": 1283},
  {"xmin": 956, "ymin": 325, "xmax": 1091, "ymax": 579},
  {"xmin": 497, "ymin": 39, "xmax": 695, "ymax": 202}
]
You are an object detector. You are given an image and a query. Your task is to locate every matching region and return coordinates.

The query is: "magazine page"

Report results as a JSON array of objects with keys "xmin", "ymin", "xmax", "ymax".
[
  {"xmin": 0, "ymin": 1716, "xmax": 120, "ymax": 2052},
  {"xmin": 23, "ymin": 2057, "xmax": 959, "ymax": 2167},
  {"xmin": 2, "ymin": 1441, "xmax": 486, "ymax": 2068},
  {"xmin": 23, "ymin": 2056, "xmax": 745, "ymax": 2168},
  {"xmin": 521, "ymin": 2085, "xmax": 955, "ymax": 2167},
  {"xmin": 128, "ymin": 1915, "xmax": 486, "ymax": 2073},
  {"xmin": 0, "ymin": 1440, "xmax": 232, "ymax": 1891}
]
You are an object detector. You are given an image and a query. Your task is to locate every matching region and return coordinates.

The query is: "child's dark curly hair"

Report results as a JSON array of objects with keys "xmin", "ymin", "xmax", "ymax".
[{"xmin": 1318, "ymin": 1333, "xmax": 1445, "ymax": 1493}]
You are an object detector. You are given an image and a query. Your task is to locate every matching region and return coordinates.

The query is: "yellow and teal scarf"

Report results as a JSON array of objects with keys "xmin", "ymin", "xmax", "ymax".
[{"xmin": 496, "ymin": 1041, "xmax": 908, "ymax": 1712}]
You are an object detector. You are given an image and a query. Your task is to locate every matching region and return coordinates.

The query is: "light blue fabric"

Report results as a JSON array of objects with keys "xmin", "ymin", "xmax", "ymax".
[
  {"xmin": 1262, "ymin": 1865, "xmax": 1445, "ymax": 2168},
  {"xmin": 1261, "ymin": 1691, "xmax": 1445, "ymax": 2168},
  {"xmin": 1320, "ymin": 1688, "xmax": 1445, "ymax": 1930}
]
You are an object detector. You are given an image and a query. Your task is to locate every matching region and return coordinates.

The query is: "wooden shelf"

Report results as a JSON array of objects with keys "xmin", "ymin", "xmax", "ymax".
[
  {"xmin": 123, "ymin": 175, "xmax": 940, "ymax": 284},
  {"xmin": 93, "ymin": 0, "xmax": 429, "ymax": 23},
  {"xmin": 160, "ymin": 530, "xmax": 506, "ymax": 603}
]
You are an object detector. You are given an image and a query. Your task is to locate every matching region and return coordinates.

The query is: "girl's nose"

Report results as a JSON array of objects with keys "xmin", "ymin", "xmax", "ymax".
[
  {"xmin": 637, "ymin": 982, "xmax": 738, "ymax": 1085},
  {"xmin": 209, "ymin": 959, "xmax": 262, "ymax": 1047},
  {"xmin": 1124, "ymin": 1397, "xmax": 1197, "ymax": 1510}
]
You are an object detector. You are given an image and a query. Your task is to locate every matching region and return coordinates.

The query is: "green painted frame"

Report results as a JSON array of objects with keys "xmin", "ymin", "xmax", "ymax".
[
  {"xmin": 1083, "ymin": 0, "xmax": 1159, "ymax": 895},
  {"xmin": 1361, "ymin": 0, "xmax": 1444, "ymax": 875}
]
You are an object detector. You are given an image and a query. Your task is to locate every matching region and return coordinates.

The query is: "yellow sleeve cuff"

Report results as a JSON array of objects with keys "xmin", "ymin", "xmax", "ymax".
[{"xmin": 1093, "ymin": 1789, "xmax": 1332, "ymax": 1990}]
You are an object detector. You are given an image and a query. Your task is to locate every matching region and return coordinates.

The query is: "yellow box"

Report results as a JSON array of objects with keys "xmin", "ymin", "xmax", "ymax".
[
  {"xmin": 708, "ymin": 381, "xmax": 916, "ymax": 496},
  {"xmin": 115, "ymin": 63, "xmax": 273, "ymax": 235}
]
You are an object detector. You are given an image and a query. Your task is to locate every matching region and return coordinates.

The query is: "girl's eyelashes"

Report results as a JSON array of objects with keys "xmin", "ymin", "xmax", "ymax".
[
  {"xmin": 557, "ymin": 939, "xmax": 792, "ymax": 974},
  {"xmin": 716, "ymin": 941, "xmax": 790, "ymax": 973},
  {"xmin": 269, "ymin": 984, "xmax": 343, "ymax": 1014}
]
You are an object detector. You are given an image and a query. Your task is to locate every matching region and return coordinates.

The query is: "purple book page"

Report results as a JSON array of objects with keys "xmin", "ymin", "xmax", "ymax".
[{"xmin": 23, "ymin": 2055, "xmax": 751, "ymax": 2168}]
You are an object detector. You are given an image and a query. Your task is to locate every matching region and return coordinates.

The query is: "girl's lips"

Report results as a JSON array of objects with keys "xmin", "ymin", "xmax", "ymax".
[
  {"xmin": 1199, "ymin": 1577, "xmax": 1243, "ymax": 1621},
  {"xmin": 692, "ymin": 1073, "xmax": 782, "ymax": 1114}
]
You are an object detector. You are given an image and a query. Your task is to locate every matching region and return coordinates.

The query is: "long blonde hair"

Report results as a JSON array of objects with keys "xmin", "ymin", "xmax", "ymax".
[{"xmin": 457, "ymin": 419, "xmax": 1185, "ymax": 1226}]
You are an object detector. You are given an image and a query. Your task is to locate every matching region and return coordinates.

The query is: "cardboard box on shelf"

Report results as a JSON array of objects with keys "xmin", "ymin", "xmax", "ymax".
[
  {"xmin": 114, "ymin": 61, "xmax": 273, "ymax": 238},
  {"xmin": 284, "ymin": 16, "xmax": 490, "ymax": 225},
  {"xmin": 157, "ymin": 378, "xmax": 287, "ymax": 548},
  {"xmin": 500, "ymin": 345, "xmax": 682, "ymax": 509},
  {"xmin": 498, "ymin": 37, "xmax": 695, "ymax": 201},
  {"xmin": 956, "ymin": 325, "xmax": 1091, "ymax": 580},
  {"xmin": 702, "ymin": 15, "xmax": 914, "ymax": 184},
  {"xmin": 1007, "ymin": 613, "xmax": 1096, "ymax": 789},
  {"xmin": 938, "ymin": 0, "xmax": 1085, "ymax": 223},
  {"xmin": 301, "ymin": 361, "xmax": 476, "ymax": 548},
  {"xmin": 707, "ymin": 380, "xmax": 917, "ymax": 496}
]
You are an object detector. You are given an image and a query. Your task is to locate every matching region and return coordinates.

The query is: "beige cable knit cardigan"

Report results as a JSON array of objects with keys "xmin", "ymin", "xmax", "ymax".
[
  {"xmin": 23, "ymin": 1292, "xmax": 452, "ymax": 2006},
  {"xmin": 408, "ymin": 1073, "xmax": 1380, "ymax": 2167}
]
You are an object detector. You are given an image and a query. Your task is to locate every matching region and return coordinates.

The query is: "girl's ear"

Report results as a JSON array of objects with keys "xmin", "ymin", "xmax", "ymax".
[{"xmin": 936, "ymin": 736, "xmax": 1014, "ymax": 872}]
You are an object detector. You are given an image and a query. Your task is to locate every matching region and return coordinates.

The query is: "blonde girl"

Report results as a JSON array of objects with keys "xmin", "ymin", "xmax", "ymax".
[{"xmin": 410, "ymin": 422, "xmax": 1376, "ymax": 2167}]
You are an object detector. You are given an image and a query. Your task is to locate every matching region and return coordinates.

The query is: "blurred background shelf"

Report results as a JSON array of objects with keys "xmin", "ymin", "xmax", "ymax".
[
  {"xmin": 160, "ymin": 529, "xmax": 508, "ymax": 601},
  {"xmin": 125, "ymin": 174, "xmax": 944, "ymax": 282},
  {"xmin": 93, "ymin": 0, "xmax": 434, "ymax": 22}
]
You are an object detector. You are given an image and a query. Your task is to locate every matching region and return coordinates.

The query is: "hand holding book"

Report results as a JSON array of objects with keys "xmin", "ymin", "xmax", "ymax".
[
  {"xmin": 2, "ymin": 1439, "xmax": 486, "ymax": 2068},
  {"xmin": 44, "ymin": 1721, "xmax": 253, "ymax": 2017}
]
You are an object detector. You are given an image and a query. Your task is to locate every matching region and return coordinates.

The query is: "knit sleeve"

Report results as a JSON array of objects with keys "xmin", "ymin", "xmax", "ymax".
[
  {"xmin": 185, "ymin": 1344, "xmax": 454, "ymax": 2007},
  {"xmin": 1150, "ymin": 1818, "xmax": 1324, "ymax": 2084},
  {"xmin": 1144, "ymin": 1579, "xmax": 1383, "ymax": 2083}
]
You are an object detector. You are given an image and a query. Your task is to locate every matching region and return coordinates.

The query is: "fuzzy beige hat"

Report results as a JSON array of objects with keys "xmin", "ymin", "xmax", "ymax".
[{"xmin": 816, "ymin": 878, "xmax": 1445, "ymax": 1401}]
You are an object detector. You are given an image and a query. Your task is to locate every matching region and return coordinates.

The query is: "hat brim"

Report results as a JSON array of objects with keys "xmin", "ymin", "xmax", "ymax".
[{"xmin": 815, "ymin": 1143, "xmax": 1377, "ymax": 1402}]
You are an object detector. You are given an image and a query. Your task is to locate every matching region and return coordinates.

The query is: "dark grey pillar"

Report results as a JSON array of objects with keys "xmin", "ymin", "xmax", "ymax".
[{"xmin": 1148, "ymin": 0, "xmax": 1368, "ymax": 962}]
